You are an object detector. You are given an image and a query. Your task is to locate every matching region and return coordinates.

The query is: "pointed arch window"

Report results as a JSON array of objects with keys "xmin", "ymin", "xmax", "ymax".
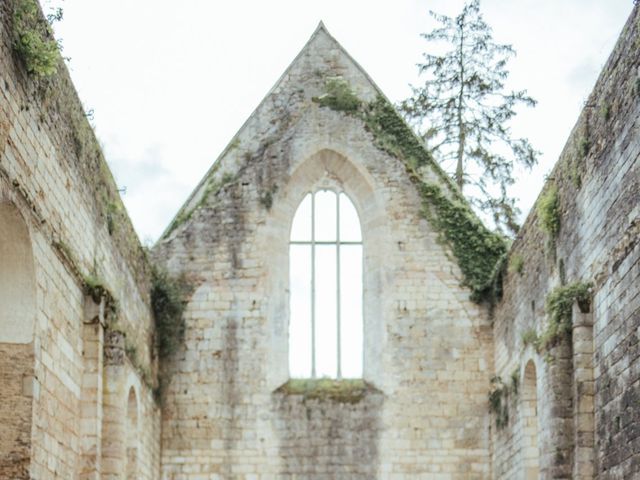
[{"xmin": 289, "ymin": 190, "xmax": 363, "ymax": 379}]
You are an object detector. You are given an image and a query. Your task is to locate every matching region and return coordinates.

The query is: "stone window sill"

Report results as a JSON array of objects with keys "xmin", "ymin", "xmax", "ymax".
[{"xmin": 273, "ymin": 378, "xmax": 382, "ymax": 404}]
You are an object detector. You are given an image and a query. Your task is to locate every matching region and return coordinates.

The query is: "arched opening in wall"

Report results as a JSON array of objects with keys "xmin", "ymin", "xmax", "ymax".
[
  {"xmin": 0, "ymin": 202, "xmax": 36, "ymax": 342},
  {"xmin": 265, "ymin": 148, "xmax": 387, "ymax": 388},
  {"xmin": 0, "ymin": 202, "xmax": 36, "ymax": 477},
  {"xmin": 522, "ymin": 360, "xmax": 540, "ymax": 479},
  {"xmin": 289, "ymin": 189, "xmax": 363, "ymax": 379},
  {"xmin": 125, "ymin": 387, "xmax": 138, "ymax": 479}
]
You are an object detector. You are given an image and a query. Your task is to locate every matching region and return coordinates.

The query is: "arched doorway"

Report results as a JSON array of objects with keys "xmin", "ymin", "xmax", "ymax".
[
  {"xmin": 0, "ymin": 202, "xmax": 36, "ymax": 477},
  {"xmin": 125, "ymin": 386, "xmax": 138, "ymax": 479},
  {"xmin": 0, "ymin": 202, "xmax": 36, "ymax": 342},
  {"xmin": 522, "ymin": 360, "xmax": 540, "ymax": 479}
]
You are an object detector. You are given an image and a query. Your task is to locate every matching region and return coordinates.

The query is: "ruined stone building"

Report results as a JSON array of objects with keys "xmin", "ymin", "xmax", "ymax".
[{"xmin": 0, "ymin": 0, "xmax": 639, "ymax": 478}]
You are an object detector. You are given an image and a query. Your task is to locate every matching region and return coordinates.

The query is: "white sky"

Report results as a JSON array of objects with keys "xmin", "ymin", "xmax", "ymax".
[{"xmin": 48, "ymin": 0, "xmax": 633, "ymax": 243}]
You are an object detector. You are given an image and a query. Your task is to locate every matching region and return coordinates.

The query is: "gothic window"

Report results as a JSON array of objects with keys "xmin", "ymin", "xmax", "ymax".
[{"xmin": 289, "ymin": 189, "xmax": 363, "ymax": 379}]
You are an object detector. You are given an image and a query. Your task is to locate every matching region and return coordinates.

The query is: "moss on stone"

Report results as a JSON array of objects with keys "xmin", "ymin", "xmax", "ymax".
[
  {"xmin": 509, "ymin": 254, "xmax": 525, "ymax": 276},
  {"xmin": 313, "ymin": 79, "xmax": 507, "ymax": 301},
  {"xmin": 521, "ymin": 328, "xmax": 538, "ymax": 348},
  {"xmin": 488, "ymin": 372, "xmax": 519, "ymax": 429},
  {"xmin": 165, "ymin": 171, "xmax": 237, "ymax": 236},
  {"xmin": 537, "ymin": 183, "xmax": 560, "ymax": 239},
  {"xmin": 151, "ymin": 265, "xmax": 191, "ymax": 359},
  {"xmin": 536, "ymin": 281, "xmax": 592, "ymax": 351},
  {"xmin": 578, "ymin": 135, "xmax": 591, "ymax": 159},
  {"xmin": 274, "ymin": 378, "xmax": 376, "ymax": 404},
  {"xmin": 420, "ymin": 183, "xmax": 507, "ymax": 299},
  {"xmin": 600, "ymin": 101, "xmax": 612, "ymax": 122},
  {"xmin": 83, "ymin": 274, "xmax": 110, "ymax": 303},
  {"xmin": 259, "ymin": 184, "xmax": 278, "ymax": 210},
  {"xmin": 312, "ymin": 77, "xmax": 362, "ymax": 112}
]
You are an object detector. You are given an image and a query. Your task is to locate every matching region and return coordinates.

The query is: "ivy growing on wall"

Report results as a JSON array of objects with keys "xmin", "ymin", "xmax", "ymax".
[
  {"xmin": 537, "ymin": 183, "xmax": 560, "ymax": 240},
  {"xmin": 312, "ymin": 77, "xmax": 507, "ymax": 301},
  {"xmin": 538, "ymin": 281, "xmax": 592, "ymax": 351},
  {"xmin": 521, "ymin": 281, "xmax": 592, "ymax": 353},
  {"xmin": 12, "ymin": 0, "xmax": 60, "ymax": 78}
]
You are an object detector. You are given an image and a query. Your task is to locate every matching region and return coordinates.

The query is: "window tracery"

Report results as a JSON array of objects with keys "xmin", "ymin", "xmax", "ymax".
[{"xmin": 289, "ymin": 189, "xmax": 363, "ymax": 379}]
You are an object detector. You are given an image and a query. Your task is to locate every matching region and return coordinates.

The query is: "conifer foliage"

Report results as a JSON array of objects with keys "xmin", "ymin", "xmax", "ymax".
[{"xmin": 401, "ymin": 0, "xmax": 538, "ymax": 234}]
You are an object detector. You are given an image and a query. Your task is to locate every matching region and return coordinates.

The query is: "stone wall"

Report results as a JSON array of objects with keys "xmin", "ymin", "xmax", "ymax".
[
  {"xmin": 491, "ymin": 4, "xmax": 640, "ymax": 479},
  {"xmin": 0, "ymin": 344, "xmax": 33, "ymax": 479},
  {"xmin": 1, "ymin": 1, "xmax": 638, "ymax": 478},
  {"xmin": 154, "ymin": 25, "xmax": 494, "ymax": 479},
  {"xmin": 0, "ymin": 1, "xmax": 160, "ymax": 478}
]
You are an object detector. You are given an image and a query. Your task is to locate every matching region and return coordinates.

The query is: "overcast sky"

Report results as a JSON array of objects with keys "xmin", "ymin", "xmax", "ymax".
[{"xmin": 48, "ymin": 0, "xmax": 633, "ymax": 243}]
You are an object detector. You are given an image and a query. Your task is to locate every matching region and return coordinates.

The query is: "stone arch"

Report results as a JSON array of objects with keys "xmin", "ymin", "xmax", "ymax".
[
  {"xmin": 0, "ymin": 202, "xmax": 36, "ymax": 343},
  {"xmin": 0, "ymin": 201, "xmax": 36, "ymax": 478},
  {"xmin": 522, "ymin": 359, "xmax": 540, "ymax": 479},
  {"xmin": 125, "ymin": 386, "xmax": 139, "ymax": 479},
  {"xmin": 264, "ymin": 148, "xmax": 390, "ymax": 388}
]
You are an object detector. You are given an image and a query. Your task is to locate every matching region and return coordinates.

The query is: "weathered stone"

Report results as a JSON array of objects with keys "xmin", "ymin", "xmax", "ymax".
[{"xmin": 1, "ymin": 0, "xmax": 639, "ymax": 478}]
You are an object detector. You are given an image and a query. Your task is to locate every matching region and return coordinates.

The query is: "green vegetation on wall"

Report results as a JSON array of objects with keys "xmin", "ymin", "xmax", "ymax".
[
  {"xmin": 537, "ymin": 183, "xmax": 560, "ymax": 239},
  {"xmin": 522, "ymin": 281, "xmax": 592, "ymax": 352},
  {"xmin": 150, "ymin": 266, "xmax": 190, "ymax": 359},
  {"xmin": 165, "ymin": 171, "xmax": 237, "ymax": 236},
  {"xmin": 83, "ymin": 274, "xmax": 118, "ymax": 317},
  {"xmin": 419, "ymin": 183, "xmax": 507, "ymax": 300},
  {"xmin": 600, "ymin": 101, "xmax": 611, "ymax": 122},
  {"xmin": 537, "ymin": 281, "xmax": 592, "ymax": 351},
  {"xmin": 312, "ymin": 77, "xmax": 362, "ymax": 112},
  {"xmin": 521, "ymin": 328, "xmax": 538, "ymax": 348},
  {"xmin": 274, "ymin": 378, "xmax": 375, "ymax": 404},
  {"xmin": 12, "ymin": 0, "xmax": 60, "ymax": 78},
  {"xmin": 488, "ymin": 372, "xmax": 519, "ymax": 430},
  {"xmin": 313, "ymin": 78, "xmax": 507, "ymax": 301},
  {"xmin": 122, "ymin": 334, "xmax": 153, "ymax": 390},
  {"xmin": 259, "ymin": 184, "xmax": 278, "ymax": 210},
  {"xmin": 508, "ymin": 254, "xmax": 525, "ymax": 276}
]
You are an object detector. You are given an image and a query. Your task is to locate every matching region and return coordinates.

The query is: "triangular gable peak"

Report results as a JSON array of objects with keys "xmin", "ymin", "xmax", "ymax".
[
  {"xmin": 162, "ymin": 22, "xmax": 387, "ymax": 233},
  {"xmin": 158, "ymin": 22, "xmax": 504, "ymax": 300}
]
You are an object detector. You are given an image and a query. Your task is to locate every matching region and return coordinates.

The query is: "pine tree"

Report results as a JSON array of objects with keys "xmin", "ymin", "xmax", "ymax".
[{"xmin": 401, "ymin": 0, "xmax": 538, "ymax": 234}]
